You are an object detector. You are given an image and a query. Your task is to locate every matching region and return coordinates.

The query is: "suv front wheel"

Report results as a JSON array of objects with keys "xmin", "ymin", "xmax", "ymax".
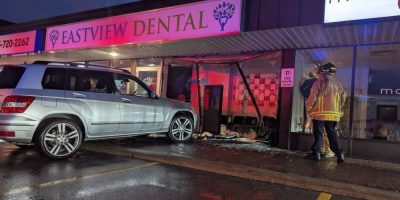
[
  {"xmin": 36, "ymin": 119, "xmax": 83, "ymax": 159},
  {"xmin": 168, "ymin": 115, "xmax": 193, "ymax": 143}
]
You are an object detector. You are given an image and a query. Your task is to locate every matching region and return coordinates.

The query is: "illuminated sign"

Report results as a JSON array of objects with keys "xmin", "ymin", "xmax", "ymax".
[
  {"xmin": 45, "ymin": 0, "xmax": 242, "ymax": 51},
  {"xmin": 0, "ymin": 31, "xmax": 39, "ymax": 55},
  {"xmin": 324, "ymin": 0, "xmax": 400, "ymax": 23}
]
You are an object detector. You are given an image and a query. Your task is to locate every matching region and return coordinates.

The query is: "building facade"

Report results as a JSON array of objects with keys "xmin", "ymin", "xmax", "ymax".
[{"xmin": 1, "ymin": 0, "xmax": 400, "ymax": 162}]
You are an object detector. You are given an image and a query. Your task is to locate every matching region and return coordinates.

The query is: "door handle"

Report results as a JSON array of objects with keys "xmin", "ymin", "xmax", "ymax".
[
  {"xmin": 72, "ymin": 93, "xmax": 86, "ymax": 99},
  {"xmin": 120, "ymin": 97, "xmax": 132, "ymax": 103}
]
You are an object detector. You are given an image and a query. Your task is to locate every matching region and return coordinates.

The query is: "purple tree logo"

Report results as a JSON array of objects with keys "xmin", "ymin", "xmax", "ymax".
[
  {"xmin": 213, "ymin": 2, "xmax": 236, "ymax": 31},
  {"xmin": 49, "ymin": 30, "xmax": 60, "ymax": 48}
]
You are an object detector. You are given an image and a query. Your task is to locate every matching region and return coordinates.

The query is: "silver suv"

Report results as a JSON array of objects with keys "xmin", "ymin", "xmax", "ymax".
[{"xmin": 0, "ymin": 62, "xmax": 197, "ymax": 159}]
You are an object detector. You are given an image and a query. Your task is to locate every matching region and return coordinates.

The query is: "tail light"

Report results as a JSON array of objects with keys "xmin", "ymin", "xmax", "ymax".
[
  {"xmin": 0, "ymin": 131, "xmax": 15, "ymax": 137},
  {"xmin": 0, "ymin": 95, "xmax": 35, "ymax": 113}
]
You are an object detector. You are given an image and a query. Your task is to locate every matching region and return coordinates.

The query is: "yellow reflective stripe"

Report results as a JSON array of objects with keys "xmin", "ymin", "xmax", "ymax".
[
  {"xmin": 317, "ymin": 192, "xmax": 332, "ymax": 200},
  {"xmin": 309, "ymin": 111, "xmax": 342, "ymax": 115}
]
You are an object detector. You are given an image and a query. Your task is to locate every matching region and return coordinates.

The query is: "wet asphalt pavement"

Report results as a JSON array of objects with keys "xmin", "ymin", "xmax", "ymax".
[{"xmin": 0, "ymin": 142, "xmax": 357, "ymax": 200}]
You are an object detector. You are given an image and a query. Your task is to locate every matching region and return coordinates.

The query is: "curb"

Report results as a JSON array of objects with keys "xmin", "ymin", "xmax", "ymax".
[
  {"xmin": 82, "ymin": 143, "xmax": 400, "ymax": 200},
  {"xmin": 289, "ymin": 151, "xmax": 400, "ymax": 172}
]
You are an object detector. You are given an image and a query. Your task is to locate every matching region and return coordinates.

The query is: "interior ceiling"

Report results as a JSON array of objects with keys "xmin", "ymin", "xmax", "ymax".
[
  {"xmin": 1, "ymin": 20, "xmax": 400, "ymax": 65},
  {"xmin": 300, "ymin": 43, "xmax": 400, "ymax": 70},
  {"xmin": 301, "ymin": 47, "xmax": 354, "ymax": 68},
  {"xmin": 175, "ymin": 52, "xmax": 270, "ymax": 64}
]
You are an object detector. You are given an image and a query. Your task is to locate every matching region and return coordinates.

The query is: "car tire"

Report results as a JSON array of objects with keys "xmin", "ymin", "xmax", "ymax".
[
  {"xmin": 36, "ymin": 119, "xmax": 83, "ymax": 160},
  {"xmin": 168, "ymin": 115, "xmax": 193, "ymax": 143}
]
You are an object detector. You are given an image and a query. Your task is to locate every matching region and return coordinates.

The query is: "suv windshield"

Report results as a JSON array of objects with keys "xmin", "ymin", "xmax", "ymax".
[{"xmin": 0, "ymin": 65, "xmax": 25, "ymax": 89}]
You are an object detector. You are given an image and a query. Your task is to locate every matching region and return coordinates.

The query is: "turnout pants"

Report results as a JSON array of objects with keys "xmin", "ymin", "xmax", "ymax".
[{"xmin": 311, "ymin": 120, "xmax": 341, "ymax": 156}]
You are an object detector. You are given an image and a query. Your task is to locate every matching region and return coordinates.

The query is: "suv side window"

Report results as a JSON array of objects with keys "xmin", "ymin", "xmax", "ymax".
[
  {"xmin": 42, "ymin": 68, "xmax": 67, "ymax": 90},
  {"xmin": 114, "ymin": 73, "xmax": 149, "ymax": 97},
  {"xmin": 67, "ymin": 69, "xmax": 116, "ymax": 94}
]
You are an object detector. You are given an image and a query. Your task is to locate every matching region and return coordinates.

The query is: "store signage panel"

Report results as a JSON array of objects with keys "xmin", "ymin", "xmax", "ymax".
[
  {"xmin": 0, "ymin": 31, "xmax": 37, "ymax": 55},
  {"xmin": 368, "ymin": 70, "xmax": 400, "ymax": 95},
  {"xmin": 280, "ymin": 68, "xmax": 294, "ymax": 88},
  {"xmin": 45, "ymin": 0, "xmax": 242, "ymax": 51},
  {"xmin": 324, "ymin": 0, "xmax": 400, "ymax": 23}
]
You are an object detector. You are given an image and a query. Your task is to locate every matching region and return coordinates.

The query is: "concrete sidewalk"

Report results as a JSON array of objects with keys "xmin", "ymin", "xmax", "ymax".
[{"xmin": 82, "ymin": 137, "xmax": 400, "ymax": 200}]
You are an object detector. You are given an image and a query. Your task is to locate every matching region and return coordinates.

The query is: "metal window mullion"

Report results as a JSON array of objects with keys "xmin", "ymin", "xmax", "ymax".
[
  {"xmin": 348, "ymin": 46, "xmax": 357, "ymax": 157},
  {"xmin": 235, "ymin": 63, "xmax": 262, "ymax": 134},
  {"xmin": 196, "ymin": 63, "xmax": 203, "ymax": 133}
]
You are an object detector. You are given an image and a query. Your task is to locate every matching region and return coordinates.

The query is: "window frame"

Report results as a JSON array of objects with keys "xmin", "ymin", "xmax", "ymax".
[
  {"xmin": 113, "ymin": 72, "xmax": 152, "ymax": 98},
  {"xmin": 41, "ymin": 68, "xmax": 67, "ymax": 90},
  {"xmin": 65, "ymin": 68, "xmax": 117, "ymax": 95}
]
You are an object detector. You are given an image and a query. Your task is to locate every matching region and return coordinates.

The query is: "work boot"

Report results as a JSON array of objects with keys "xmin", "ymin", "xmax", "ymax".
[
  {"xmin": 337, "ymin": 152, "xmax": 344, "ymax": 163},
  {"xmin": 307, "ymin": 152, "xmax": 321, "ymax": 161}
]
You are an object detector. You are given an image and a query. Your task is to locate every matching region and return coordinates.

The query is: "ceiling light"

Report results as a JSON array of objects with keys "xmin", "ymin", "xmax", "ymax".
[{"xmin": 109, "ymin": 52, "xmax": 119, "ymax": 57}]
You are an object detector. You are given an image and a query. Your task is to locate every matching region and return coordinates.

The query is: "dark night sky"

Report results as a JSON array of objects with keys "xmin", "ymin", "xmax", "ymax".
[{"xmin": 0, "ymin": 0, "xmax": 141, "ymax": 23}]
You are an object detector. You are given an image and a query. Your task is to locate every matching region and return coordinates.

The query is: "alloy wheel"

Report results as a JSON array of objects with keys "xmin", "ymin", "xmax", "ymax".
[
  {"xmin": 171, "ymin": 117, "xmax": 193, "ymax": 141},
  {"xmin": 43, "ymin": 122, "xmax": 80, "ymax": 157}
]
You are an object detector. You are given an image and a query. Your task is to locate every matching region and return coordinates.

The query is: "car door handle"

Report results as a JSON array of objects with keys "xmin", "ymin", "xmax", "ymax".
[
  {"xmin": 72, "ymin": 93, "xmax": 86, "ymax": 99},
  {"xmin": 120, "ymin": 98, "xmax": 132, "ymax": 103}
]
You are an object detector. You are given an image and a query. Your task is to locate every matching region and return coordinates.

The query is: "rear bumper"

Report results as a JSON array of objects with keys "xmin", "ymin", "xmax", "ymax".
[{"xmin": 0, "ymin": 114, "xmax": 38, "ymax": 144}]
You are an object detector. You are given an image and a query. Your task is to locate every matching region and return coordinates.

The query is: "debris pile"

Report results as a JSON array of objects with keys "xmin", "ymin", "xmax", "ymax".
[{"xmin": 193, "ymin": 128, "xmax": 264, "ymax": 144}]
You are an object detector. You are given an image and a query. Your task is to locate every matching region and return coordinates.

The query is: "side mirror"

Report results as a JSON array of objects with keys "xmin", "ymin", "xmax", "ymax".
[{"xmin": 150, "ymin": 92, "xmax": 159, "ymax": 99}]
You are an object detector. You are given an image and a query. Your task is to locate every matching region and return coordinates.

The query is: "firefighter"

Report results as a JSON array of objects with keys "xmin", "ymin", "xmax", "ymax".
[
  {"xmin": 300, "ymin": 70, "xmax": 335, "ymax": 159},
  {"xmin": 306, "ymin": 63, "xmax": 346, "ymax": 163}
]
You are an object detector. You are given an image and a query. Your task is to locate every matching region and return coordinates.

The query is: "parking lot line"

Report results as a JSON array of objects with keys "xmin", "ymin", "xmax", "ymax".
[
  {"xmin": 317, "ymin": 192, "xmax": 332, "ymax": 200},
  {"xmin": 0, "ymin": 162, "xmax": 158, "ymax": 196}
]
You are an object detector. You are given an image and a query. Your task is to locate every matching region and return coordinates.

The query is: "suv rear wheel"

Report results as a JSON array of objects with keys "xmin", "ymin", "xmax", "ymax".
[
  {"xmin": 168, "ymin": 115, "xmax": 193, "ymax": 143},
  {"xmin": 36, "ymin": 119, "xmax": 82, "ymax": 159}
]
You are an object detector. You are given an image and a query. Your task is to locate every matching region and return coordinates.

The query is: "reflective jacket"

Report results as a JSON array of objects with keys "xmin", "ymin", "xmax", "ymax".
[{"xmin": 306, "ymin": 76, "xmax": 347, "ymax": 121}]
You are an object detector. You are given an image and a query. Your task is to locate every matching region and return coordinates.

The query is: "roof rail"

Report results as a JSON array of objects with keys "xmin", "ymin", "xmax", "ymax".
[
  {"xmin": 33, "ymin": 60, "xmax": 82, "ymax": 67},
  {"xmin": 32, "ymin": 60, "xmax": 110, "ymax": 69},
  {"xmin": 32, "ymin": 60, "xmax": 132, "ymax": 74}
]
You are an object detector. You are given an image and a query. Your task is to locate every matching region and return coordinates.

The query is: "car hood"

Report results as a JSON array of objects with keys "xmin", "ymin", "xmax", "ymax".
[{"xmin": 158, "ymin": 97, "xmax": 192, "ymax": 110}]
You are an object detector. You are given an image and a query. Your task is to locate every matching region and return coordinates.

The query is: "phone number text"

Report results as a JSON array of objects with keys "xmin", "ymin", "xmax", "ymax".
[{"xmin": 0, "ymin": 37, "xmax": 30, "ymax": 49}]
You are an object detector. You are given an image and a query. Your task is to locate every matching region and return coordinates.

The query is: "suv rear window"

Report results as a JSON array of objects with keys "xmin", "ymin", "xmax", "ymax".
[{"xmin": 0, "ymin": 65, "xmax": 26, "ymax": 89}]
